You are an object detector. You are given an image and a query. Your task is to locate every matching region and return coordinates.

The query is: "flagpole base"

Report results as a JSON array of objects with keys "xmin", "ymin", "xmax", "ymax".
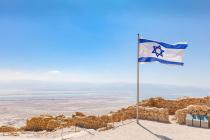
[{"xmin": 137, "ymin": 119, "xmax": 139, "ymax": 124}]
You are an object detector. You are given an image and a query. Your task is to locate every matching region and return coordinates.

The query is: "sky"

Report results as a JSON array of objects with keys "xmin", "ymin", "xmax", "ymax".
[{"xmin": 0, "ymin": 0, "xmax": 210, "ymax": 91}]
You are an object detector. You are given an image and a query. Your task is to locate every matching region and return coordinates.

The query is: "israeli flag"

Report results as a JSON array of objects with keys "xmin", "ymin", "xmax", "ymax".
[{"xmin": 138, "ymin": 39, "xmax": 188, "ymax": 66}]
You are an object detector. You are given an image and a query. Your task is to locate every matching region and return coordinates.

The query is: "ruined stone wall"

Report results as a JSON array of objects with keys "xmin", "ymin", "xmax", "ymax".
[
  {"xmin": 175, "ymin": 105, "xmax": 210, "ymax": 124},
  {"xmin": 140, "ymin": 97, "xmax": 210, "ymax": 115},
  {"xmin": 139, "ymin": 106, "xmax": 169, "ymax": 122},
  {"xmin": 175, "ymin": 108, "xmax": 188, "ymax": 124},
  {"xmin": 9, "ymin": 106, "xmax": 170, "ymax": 132}
]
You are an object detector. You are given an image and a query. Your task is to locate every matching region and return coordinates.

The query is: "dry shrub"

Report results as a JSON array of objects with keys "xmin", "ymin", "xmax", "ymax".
[
  {"xmin": 123, "ymin": 107, "xmax": 135, "ymax": 119},
  {"xmin": 100, "ymin": 115, "xmax": 111, "ymax": 123},
  {"xmin": 25, "ymin": 115, "xmax": 56, "ymax": 131},
  {"xmin": 0, "ymin": 126, "xmax": 17, "ymax": 132},
  {"xmin": 111, "ymin": 113, "xmax": 123, "ymax": 122},
  {"xmin": 63, "ymin": 118, "xmax": 75, "ymax": 127},
  {"xmin": 111, "ymin": 106, "xmax": 135, "ymax": 121},
  {"xmin": 139, "ymin": 98, "xmax": 155, "ymax": 107},
  {"xmin": 46, "ymin": 119, "xmax": 61, "ymax": 131}
]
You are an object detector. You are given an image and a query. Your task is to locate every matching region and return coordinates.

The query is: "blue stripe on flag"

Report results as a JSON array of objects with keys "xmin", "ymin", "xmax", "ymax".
[
  {"xmin": 139, "ymin": 39, "xmax": 188, "ymax": 49},
  {"xmin": 138, "ymin": 57, "xmax": 184, "ymax": 66}
]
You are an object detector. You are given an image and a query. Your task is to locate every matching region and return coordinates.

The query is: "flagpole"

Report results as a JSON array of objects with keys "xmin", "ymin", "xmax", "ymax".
[{"xmin": 136, "ymin": 33, "xmax": 140, "ymax": 124}]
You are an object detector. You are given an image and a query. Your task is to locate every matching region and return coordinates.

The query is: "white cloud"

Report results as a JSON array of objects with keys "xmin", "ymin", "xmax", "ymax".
[{"xmin": 47, "ymin": 70, "xmax": 61, "ymax": 74}]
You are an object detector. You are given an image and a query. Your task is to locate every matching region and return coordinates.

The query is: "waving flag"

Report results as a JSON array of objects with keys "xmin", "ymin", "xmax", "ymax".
[{"xmin": 138, "ymin": 39, "xmax": 188, "ymax": 66}]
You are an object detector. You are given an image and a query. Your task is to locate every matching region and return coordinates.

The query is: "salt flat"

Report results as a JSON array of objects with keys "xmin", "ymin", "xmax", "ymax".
[{"xmin": 0, "ymin": 91, "xmax": 134, "ymax": 127}]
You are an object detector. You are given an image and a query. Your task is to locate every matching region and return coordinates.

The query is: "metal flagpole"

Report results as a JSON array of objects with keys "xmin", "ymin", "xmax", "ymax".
[{"xmin": 136, "ymin": 33, "xmax": 140, "ymax": 124}]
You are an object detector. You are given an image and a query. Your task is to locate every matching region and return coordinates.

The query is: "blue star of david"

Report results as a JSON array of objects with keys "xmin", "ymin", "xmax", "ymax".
[{"xmin": 152, "ymin": 45, "xmax": 164, "ymax": 57}]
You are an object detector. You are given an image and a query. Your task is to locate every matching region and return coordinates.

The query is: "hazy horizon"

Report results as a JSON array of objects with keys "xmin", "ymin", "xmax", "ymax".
[{"xmin": 0, "ymin": 82, "xmax": 210, "ymax": 100}]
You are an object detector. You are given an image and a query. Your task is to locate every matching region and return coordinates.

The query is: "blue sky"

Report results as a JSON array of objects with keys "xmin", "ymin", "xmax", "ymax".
[{"xmin": 0, "ymin": 0, "xmax": 210, "ymax": 89}]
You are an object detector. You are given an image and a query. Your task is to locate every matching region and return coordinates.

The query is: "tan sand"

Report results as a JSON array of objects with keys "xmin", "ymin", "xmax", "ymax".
[{"xmin": 1, "ymin": 119, "xmax": 210, "ymax": 140}]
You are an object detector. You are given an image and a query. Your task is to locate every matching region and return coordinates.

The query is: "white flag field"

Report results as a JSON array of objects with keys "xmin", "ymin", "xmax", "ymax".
[{"xmin": 138, "ymin": 39, "xmax": 188, "ymax": 66}]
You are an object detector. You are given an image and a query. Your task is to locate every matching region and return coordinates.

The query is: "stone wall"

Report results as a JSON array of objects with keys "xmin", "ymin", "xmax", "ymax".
[
  {"xmin": 138, "ymin": 106, "xmax": 169, "ymax": 122},
  {"xmin": 175, "ymin": 105, "xmax": 210, "ymax": 124},
  {"xmin": 175, "ymin": 108, "xmax": 188, "ymax": 124},
  {"xmin": 140, "ymin": 96, "xmax": 210, "ymax": 115}
]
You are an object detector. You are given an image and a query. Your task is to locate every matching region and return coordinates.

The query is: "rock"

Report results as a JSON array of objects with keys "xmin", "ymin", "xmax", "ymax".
[
  {"xmin": 187, "ymin": 105, "xmax": 209, "ymax": 115},
  {"xmin": 140, "ymin": 97, "xmax": 210, "ymax": 115},
  {"xmin": 175, "ymin": 108, "xmax": 188, "ymax": 124},
  {"xmin": 139, "ymin": 106, "xmax": 169, "ymax": 122},
  {"xmin": 175, "ymin": 105, "xmax": 210, "ymax": 125},
  {"xmin": 72, "ymin": 112, "xmax": 86, "ymax": 118}
]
